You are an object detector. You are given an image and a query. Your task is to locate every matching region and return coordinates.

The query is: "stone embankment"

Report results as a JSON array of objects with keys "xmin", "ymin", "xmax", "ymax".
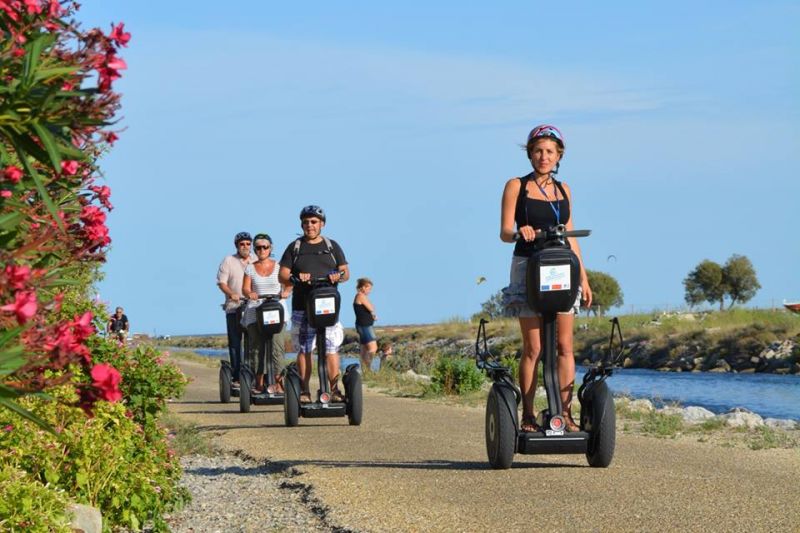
[{"xmin": 340, "ymin": 334, "xmax": 800, "ymax": 375}]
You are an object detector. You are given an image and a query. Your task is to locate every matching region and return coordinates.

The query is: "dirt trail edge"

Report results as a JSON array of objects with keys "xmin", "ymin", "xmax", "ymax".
[{"xmin": 169, "ymin": 357, "xmax": 800, "ymax": 532}]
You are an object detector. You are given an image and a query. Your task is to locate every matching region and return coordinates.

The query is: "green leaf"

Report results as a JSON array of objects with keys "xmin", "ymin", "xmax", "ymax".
[
  {"xmin": 31, "ymin": 121, "xmax": 62, "ymax": 171},
  {"xmin": 10, "ymin": 138, "xmax": 63, "ymax": 230},
  {"xmin": 0, "ymin": 326, "xmax": 25, "ymax": 349},
  {"xmin": 22, "ymin": 33, "xmax": 57, "ymax": 87},
  {"xmin": 0, "ymin": 211, "xmax": 24, "ymax": 231},
  {"xmin": 0, "ymin": 394, "xmax": 55, "ymax": 433},
  {"xmin": 33, "ymin": 65, "xmax": 79, "ymax": 83},
  {"xmin": 0, "ymin": 345, "xmax": 25, "ymax": 376}
]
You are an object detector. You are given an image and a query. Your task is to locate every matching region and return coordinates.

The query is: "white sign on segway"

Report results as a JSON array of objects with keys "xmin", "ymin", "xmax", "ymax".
[
  {"xmin": 315, "ymin": 297, "xmax": 336, "ymax": 315},
  {"xmin": 262, "ymin": 310, "xmax": 281, "ymax": 325},
  {"xmin": 539, "ymin": 264, "xmax": 571, "ymax": 292}
]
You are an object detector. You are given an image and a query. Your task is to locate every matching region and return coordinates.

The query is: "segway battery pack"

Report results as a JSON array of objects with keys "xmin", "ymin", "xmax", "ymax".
[
  {"xmin": 307, "ymin": 286, "xmax": 340, "ymax": 328},
  {"xmin": 526, "ymin": 246, "xmax": 581, "ymax": 314},
  {"xmin": 257, "ymin": 299, "xmax": 284, "ymax": 336}
]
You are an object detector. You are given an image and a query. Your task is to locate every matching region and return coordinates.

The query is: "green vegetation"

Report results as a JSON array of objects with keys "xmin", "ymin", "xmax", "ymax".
[
  {"xmin": 684, "ymin": 255, "xmax": 761, "ymax": 310},
  {"xmin": 429, "ymin": 357, "xmax": 486, "ymax": 395},
  {"xmin": 585, "ymin": 270, "xmax": 624, "ymax": 315}
]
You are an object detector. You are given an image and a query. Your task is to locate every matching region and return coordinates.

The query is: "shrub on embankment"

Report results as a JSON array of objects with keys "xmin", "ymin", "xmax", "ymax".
[{"xmin": 1, "ymin": 4, "xmax": 189, "ymax": 530}]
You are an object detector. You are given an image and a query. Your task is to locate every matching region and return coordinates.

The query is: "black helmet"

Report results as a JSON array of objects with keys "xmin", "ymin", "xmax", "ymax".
[
  {"xmin": 234, "ymin": 231, "xmax": 252, "ymax": 244},
  {"xmin": 299, "ymin": 205, "xmax": 326, "ymax": 222}
]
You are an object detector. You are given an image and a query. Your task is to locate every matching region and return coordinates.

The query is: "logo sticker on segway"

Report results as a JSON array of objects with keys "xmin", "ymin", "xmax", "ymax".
[
  {"xmin": 540, "ymin": 264, "xmax": 571, "ymax": 292},
  {"xmin": 262, "ymin": 310, "xmax": 281, "ymax": 325},
  {"xmin": 315, "ymin": 297, "xmax": 336, "ymax": 315}
]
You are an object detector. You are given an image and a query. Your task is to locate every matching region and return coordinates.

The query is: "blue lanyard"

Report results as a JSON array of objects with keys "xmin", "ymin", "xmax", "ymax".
[{"xmin": 535, "ymin": 179, "xmax": 560, "ymax": 224}]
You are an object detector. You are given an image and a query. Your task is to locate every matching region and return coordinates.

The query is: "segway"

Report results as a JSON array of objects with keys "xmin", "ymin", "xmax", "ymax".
[
  {"xmin": 476, "ymin": 224, "xmax": 625, "ymax": 469},
  {"xmin": 282, "ymin": 275, "xmax": 363, "ymax": 426},
  {"xmin": 219, "ymin": 302, "xmax": 246, "ymax": 403},
  {"xmin": 239, "ymin": 295, "xmax": 286, "ymax": 413}
]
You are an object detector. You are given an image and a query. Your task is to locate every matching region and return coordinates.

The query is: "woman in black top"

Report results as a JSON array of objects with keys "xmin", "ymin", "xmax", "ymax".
[
  {"xmin": 353, "ymin": 278, "xmax": 378, "ymax": 371},
  {"xmin": 500, "ymin": 125, "xmax": 593, "ymax": 433}
]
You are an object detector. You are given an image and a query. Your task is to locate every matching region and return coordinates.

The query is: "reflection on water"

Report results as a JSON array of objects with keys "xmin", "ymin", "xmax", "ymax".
[{"xmin": 185, "ymin": 348, "xmax": 800, "ymax": 420}]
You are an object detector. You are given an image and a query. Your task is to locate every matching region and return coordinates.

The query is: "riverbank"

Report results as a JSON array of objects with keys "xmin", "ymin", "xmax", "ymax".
[{"xmin": 163, "ymin": 309, "xmax": 800, "ymax": 375}]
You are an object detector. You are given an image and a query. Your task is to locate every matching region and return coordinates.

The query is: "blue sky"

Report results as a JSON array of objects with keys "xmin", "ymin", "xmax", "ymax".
[{"xmin": 79, "ymin": 1, "xmax": 799, "ymax": 335}]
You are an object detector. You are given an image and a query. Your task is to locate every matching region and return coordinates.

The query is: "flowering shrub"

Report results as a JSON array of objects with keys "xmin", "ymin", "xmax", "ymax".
[
  {"xmin": 1, "ymin": 0, "xmax": 127, "ymax": 421},
  {"xmin": 88, "ymin": 337, "xmax": 189, "ymax": 439},
  {"xmin": 0, "ymin": 464, "xmax": 71, "ymax": 532},
  {"xmin": 0, "ymin": 383, "xmax": 188, "ymax": 531}
]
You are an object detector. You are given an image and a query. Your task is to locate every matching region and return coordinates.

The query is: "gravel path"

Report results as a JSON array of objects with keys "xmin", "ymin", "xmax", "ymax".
[{"xmin": 166, "ymin": 454, "xmax": 344, "ymax": 532}]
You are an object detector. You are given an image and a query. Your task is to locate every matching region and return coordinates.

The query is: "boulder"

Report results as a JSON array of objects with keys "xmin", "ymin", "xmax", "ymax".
[
  {"xmin": 720, "ymin": 407, "xmax": 764, "ymax": 428},
  {"xmin": 69, "ymin": 503, "xmax": 102, "ymax": 533},
  {"xmin": 681, "ymin": 406, "xmax": 717, "ymax": 424},
  {"xmin": 403, "ymin": 369, "xmax": 431, "ymax": 383},
  {"xmin": 764, "ymin": 418, "xmax": 798, "ymax": 430}
]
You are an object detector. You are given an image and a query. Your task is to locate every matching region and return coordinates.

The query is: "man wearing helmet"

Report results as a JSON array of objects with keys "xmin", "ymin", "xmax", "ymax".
[
  {"xmin": 217, "ymin": 231, "xmax": 254, "ymax": 386},
  {"xmin": 279, "ymin": 205, "xmax": 350, "ymax": 403},
  {"xmin": 500, "ymin": 125, "xmax": 593, "ymax": 433}
]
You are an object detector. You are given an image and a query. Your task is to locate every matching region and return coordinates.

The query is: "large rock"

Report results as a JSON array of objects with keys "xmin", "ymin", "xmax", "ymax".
[
  {"xmin": 69, "ymin": 503, "xmax": 102, "ymax": 533},
  {"xmin": 403, "ymin": 369, "xmax": 431, "ymax": 383},
  {"xmin": 759, "ymin": 340, "xmax": 796, "ymax": 360},
  {"xmin": 720, "ymin": 407, "xmax": 764, "ymax": 428},
  {"xmin": 628, "ymin": 399, "xmax": 654, "ymax": 413},
  {"xmin": 681, "ymin": 406, "xmax": 717, "ymax": 424},
  {"xmin": 764, "ymin": 418, "xmax": 798, "ymax": 430}
]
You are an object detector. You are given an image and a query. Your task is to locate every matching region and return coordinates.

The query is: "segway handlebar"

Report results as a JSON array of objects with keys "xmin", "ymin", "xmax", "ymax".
[
  {"xmin": 289, "ymin": 271, "xmax": 346, "ymax": 285},
  {"xmin": 513, "ymin": 224, "xmax": 591, "ymax": 242},
  {"xmin": 243, "ymin": 294, "xmax": 281, "ymax": 302}
]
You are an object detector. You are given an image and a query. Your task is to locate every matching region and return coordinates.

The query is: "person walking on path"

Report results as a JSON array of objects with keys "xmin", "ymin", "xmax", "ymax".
[
  {"xmin": 499, "ymin": 124, "xmax": 592, "ymax": 433},
  {"xmin": 353, "ymin": 278, "xmax": 378, "ymax": 372},
  {"xmin": 278, "ymin": 205, "xmax": 350, "ymax": 403},
  {"xmin": 217, "ymin": 231, "xmax": 253, "ymax": 387},
  {"xmin": 241, "ymin": 233, "xmax": 292, "ymax": 393},
  {"xmin": 107, "ymin": 306, "xmax": 129, "ymax": 344}
]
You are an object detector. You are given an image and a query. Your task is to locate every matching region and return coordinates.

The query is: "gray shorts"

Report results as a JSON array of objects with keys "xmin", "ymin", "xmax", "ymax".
[{"xmin": 501, "ymin": 255, "xmax": 581, "ymax": 318}]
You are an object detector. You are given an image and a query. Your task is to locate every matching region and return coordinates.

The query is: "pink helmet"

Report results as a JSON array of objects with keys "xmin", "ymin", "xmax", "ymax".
[{"xmin": 527, "ymin": 124, "xmax": 565, "ymax": 150}]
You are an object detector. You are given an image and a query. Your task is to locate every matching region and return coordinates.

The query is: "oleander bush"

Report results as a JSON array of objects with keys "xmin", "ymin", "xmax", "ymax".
[{"xmin": 1, "ymin": 3, "xmax": 188, "ymax": 531}]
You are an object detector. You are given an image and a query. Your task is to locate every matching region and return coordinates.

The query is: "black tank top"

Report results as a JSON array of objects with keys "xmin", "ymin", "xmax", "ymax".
[
  {"xmin": 353, "ymin": 302, "xmax": 374, "ymax": 326},
  {"xmin": 513, "ymin": 174, "xmax": 570, "ymax": 257}
]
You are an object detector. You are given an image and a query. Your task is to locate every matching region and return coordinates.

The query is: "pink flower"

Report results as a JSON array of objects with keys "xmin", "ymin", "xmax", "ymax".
[
  {"xmin": 3, "ymin": 166, "xmax": 23, "ymax": 184},
  {"xmin": 24, "ymin": 0, "xmax": 42, "ymax": 15},
  {"xmin": 105, "ymin": 54, "xmax": 127, "ymax": 71},
  {"xmin": 103, "ymin": 131, "xmax": 119, "ymax": 145},
  {"xmin": 47, "ymin": 0, "xmax": 61, "ymax": 17},
  {"xmin": 3, "ymin": 425, "xmax": 12, "ymax": 432},
  {"xmin": 73, "ymin": 311, "xmax": 95, "ymax": 340},
  {"xmin": 5, "ymin": 264, "xmax": 31, "ymax": 290},
  {"xmin": 61, "ymin": 160, "xmax": 79, "ymax": 175},
  {"xmin": 109, "ymin": 23, "xmax": 131, "ymax": 47},
  {"xmin": 12, "ymin": 48, "xmax": 25, "ymax": 58},
  {"xmin": 88, "ymin": 184, "xmax": 113, "ymax": 210},
  {"xmin": 91, "ymin": 363, "xmax": 122, "ymax": 402},
  {"xmin": 53, "ymin": 293, "xmax": 64, "ymax": 312},
  {"xmin": 0, "ymin": 190, "xmax": 11, "ymax": 198},
  {"xmin": 1, "ymin": 291, "xmax": 38, "ymax": 324}
]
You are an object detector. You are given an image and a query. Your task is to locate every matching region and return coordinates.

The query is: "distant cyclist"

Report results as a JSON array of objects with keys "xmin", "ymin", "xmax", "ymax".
[
  {"xmin": 107, "ymin": 306, "xmax": 129, "ymax": 344},
  {"xmin": 278, "ymin": 205, "xmax": 350, "ymax": 403},
  {"xmin": 217, "ymin": 231, "xmax": 253, "ymax": 387}
]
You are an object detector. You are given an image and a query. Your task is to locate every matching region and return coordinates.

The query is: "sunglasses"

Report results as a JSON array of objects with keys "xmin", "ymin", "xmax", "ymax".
[
  {"xmin": 237, "ymin": 241, "xmax": 251, "ymax": 247},
  {"xmin": 255, "ymin": 245, "xmax": 271, "ymax": 251}
]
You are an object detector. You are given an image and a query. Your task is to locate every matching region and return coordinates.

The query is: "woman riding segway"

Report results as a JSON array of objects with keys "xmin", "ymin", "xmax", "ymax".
[
  {"xmin": 239, "ymin": 233, "xmax": 292, "ymax": 412},
  {"xmin": 500, "ymin": 124, "xmax": 592, "ymax": 433}
]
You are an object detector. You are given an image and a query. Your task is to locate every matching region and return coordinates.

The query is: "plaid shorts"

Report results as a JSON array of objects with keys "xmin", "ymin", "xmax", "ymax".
[{"xmin": 291, "ymin": 310, "xmax": 344, "ymax": 354}]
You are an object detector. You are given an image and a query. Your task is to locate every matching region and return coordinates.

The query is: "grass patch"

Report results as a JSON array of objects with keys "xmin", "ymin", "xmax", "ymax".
[
  {"xmin": 747, "ymin": 426, "xmax": 799, "ymax": 450},
  {"xmin": 167, "ymin": 350, "xmax": 220, "ymax": 368},
  {"xmin": 640, "ymin": 411, "xmax": 684, "ymax": 437},
  {"xmin": 161, "ymin": 412, "xmax": 218, "ymax": 457}
]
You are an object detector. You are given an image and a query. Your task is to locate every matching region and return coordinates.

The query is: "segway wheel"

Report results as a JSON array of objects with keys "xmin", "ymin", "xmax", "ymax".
[
  {"xmin": 585, "ymin": 381, "xmax": 616, "ymax": 468},
  {"xmin": 345, "ymin": 370, "xmax": 363, "ymax": 426},
  {"xmin": 239, "ymin": 370, "xmax": 252, "ymax": 413},
  {"xmin": 283, "ymin": 372, "xmax": 301, "ymax": 427},
  {"xmin": 219, "ymin": 365, "xmax": 232, "ymax": 404},
  {"xmin": 485, "ymin": 384, "xmax": 516, "ymax": 469}
]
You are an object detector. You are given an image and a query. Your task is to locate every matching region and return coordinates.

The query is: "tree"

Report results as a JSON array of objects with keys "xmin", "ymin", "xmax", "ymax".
[
  {"xmin": 473, "ymin": 289, "xmax": 507, "ymax": 321},
  {"xmin": 683, "ymin": 255, "xmax": 760, "ymax": 310},
  {"xmin": 684, "ymin": 260, "xmax": 726, "ymax": 310},
  {"xmin": 723, "ymin": 254, "xmax": 760, "ymax": 308},
  {"xmin": 585, "ymin": 270, "xmax": 623, "ymax": 316}
]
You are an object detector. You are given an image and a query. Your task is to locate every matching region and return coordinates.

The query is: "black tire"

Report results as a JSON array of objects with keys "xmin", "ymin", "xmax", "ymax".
[
  {"xmin": 585, "ymin": 381, "xmax": 616, "ymax": 468},
  {"xmin": 239, "ymin": 370, "xmax": 252, "ymax": 413},
  {"xmin": 345, "ymin": 370, "xmax": 363, "ymax": 426},
  {"xmin": 284, "ymin": 372, "xmax": 301, "ymax": 427},
  {"xmin": 485, "ymin": 384, "xmax": 516, "ymax": 469},
  {"xmin": 219, "ymin": 365, "xmax": 232, "ymax": 404}
]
